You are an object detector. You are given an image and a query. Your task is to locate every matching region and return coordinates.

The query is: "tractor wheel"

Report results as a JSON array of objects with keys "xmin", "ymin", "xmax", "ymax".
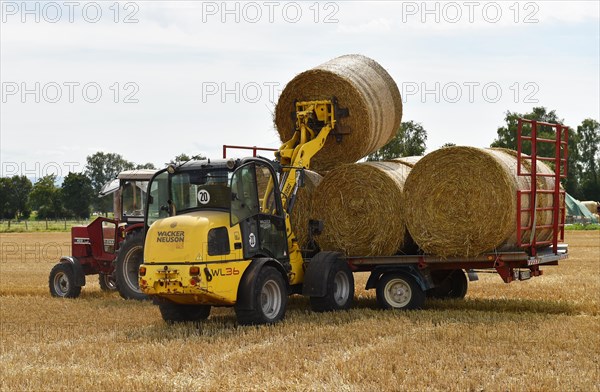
[
  {"xmin": 427, "ymin": 270, "xmax": 468, "ymax": 299},
  {"xmin": 235, "ymin": 266, "xmax": 288, "ymax": 326},
  {"xmin": 49, "ymin": 263, "xmax": 82, "ymax": 298},
  {"xmin": 115, "ymin": 231, "xmax": 147, "ymax": 300},
  {"xmin": 376, "ymin": 273, "xmax": 425, "ymax": 310},
  {"xmin": 310, "ymin": 259, "xmax": 354, "ymax": 312},
  {"xmin": 98, "ymin": 273, "xmax": 117, "ymax": 292},
  {"xmin": 158, "ymin": 302, "xmax": 211, "ymax": 324}
]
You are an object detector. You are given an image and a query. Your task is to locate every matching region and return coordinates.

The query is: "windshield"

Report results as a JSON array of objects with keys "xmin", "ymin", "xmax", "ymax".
[{"xmin": 171, "ymin": 169, "xmax": 232, "ymax": 213}]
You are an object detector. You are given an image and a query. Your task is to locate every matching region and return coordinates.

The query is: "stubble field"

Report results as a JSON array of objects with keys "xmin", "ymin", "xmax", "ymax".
[{"xmin": 0, "ymin": 231, "xmax": 598, "ymax": 391}]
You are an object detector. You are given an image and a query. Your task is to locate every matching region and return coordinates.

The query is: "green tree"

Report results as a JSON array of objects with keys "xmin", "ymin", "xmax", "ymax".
[
  {"xmin": 85, "ymin": 152, "xmax": 135, "ymax": 213},
  {"xmin": 170, "ymin": 153, "xmax": 206, "ymax": 165},
  {"xmin": 1, "ymin": 175, "xmax": 33, "ymax": 220},
  {"xmin": 577, "ymin": 118, "xmax": 600, "ymax": 201},
  {"xmin": 62, "ymin": 172, "xmax": 94, "ymax": 219},
  {"xmin": 135, "ymin": 162, "xmax": 156, "ymax": 170},
  {"xmin": 0, "ymin": 177, "xmax": 12, "ymax": 219},
  {"xmin": 29, "ymin": 175, "xmax": 62, "ymax": 219},
  {"xmin": 367, "ymin": 121, "xmax": 427, "ymax": 161},
  {"xmin": 491, "ymin": 107, "xmax": 563, "ymax": 153}
]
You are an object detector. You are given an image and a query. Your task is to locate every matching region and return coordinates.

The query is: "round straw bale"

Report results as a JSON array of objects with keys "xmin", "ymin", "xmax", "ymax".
[
  {"xmin": 403, "ymin": 147, "xmax": 556, "ymax": 258},
  {"xmin": 581, "ymin": 201, "xmax": 599, "ymax": 215},
  {"xmin": 275, "ymin": 54, "xmax": 402, "ymax": 171},
  {"xmin": 290, "ymin": 170, "xmax": 323, "ymax": 248},
  {"xmin": 311, "ymin": 160, "xmax": 415, "ymax": 256}
]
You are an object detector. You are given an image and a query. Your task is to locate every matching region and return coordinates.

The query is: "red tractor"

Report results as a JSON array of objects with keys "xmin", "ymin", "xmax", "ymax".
[{"xmin": 49, "ymin": 169, "xmax": 156, "ymax": 300}]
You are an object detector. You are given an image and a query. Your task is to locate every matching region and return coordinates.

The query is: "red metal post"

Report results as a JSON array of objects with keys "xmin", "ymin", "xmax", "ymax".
[{"xmin": 530, "ymin": 121, "xmax": 538, "ymax": 256}]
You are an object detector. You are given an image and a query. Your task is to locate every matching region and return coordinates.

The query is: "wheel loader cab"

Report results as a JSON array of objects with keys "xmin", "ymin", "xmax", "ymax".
[{"xmin": 140, "ymin": 158, "xmax": 289, "ymax": 306}]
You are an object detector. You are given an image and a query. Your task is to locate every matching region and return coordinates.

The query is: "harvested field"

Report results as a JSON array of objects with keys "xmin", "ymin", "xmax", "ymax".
[{"xmin": 0, "ymin": 231, "xmax": 598, "ymax": 391}]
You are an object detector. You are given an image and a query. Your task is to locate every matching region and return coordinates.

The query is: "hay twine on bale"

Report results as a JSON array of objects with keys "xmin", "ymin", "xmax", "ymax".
[
  {"xmin": 290, "ymin": 170, "xmax": 322, "ymax": 248},
  {"xmin": 403, "ymin": 147, "xmax": 556, "ymax": 258},
  {"xmin": 275, "ymin": 54, "xmax": 402, "ymax": 171},
  {"xmin": 311, "ymin": 160, "xmax": 417, "ymax": 256}
]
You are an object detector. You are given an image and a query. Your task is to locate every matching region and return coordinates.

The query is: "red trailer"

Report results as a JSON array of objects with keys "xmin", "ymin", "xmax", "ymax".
[{"xmin": 331, "ymin": 119, "xmax": 570, "ymax": 309}]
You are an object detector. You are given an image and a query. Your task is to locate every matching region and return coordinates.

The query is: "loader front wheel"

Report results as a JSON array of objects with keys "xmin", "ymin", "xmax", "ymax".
[
  {"xmin": 49, "ymin": 263, "xmax": 82, "ymax": 298},
  {"xmin": 235, "ymin": 266, "xmax": 288, "ymax": 326},
  {"xmin": 115, "ymin": 231, "xmax": 147, "ymax": 300},
  {"xmin": 159, "ymin": 302, "xmax": 211, "ymax": 324}
]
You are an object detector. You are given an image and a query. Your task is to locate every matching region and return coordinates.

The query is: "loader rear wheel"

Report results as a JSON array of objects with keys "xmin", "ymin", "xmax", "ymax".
[
  {"xmin": 310, "ymin": 260, "xmax": 354, "ymax": 312},
  {"xmin": 115, "ymin": 231, "xmax": 147, "ymax": 300},
  {"xmin": 159, "ymin": 303, "xmax": 211, "ymax": 324},
  {"xmin": 98, "ymin": 273, "xmax": 117, "ymax": 292},
  {"xmin": 427, "ymin": 270, "xmax": 468, "ymax": 299},
  {"xmin": 235, "ymin": 266, "xmax": 288, "ymax": 326},
  {"xmin": 49, "ymin": 263, "xmax": 82, "ymax": 298},
  {"xmin": 376, "ymin": 273, "xmax": 425, "ymax": 310}
]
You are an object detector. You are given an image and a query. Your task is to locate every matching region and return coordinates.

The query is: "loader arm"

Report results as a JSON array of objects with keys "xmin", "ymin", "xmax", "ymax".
[{"xmin": 266, "ymin": 99, "xmax": 348, "ymax": 260}]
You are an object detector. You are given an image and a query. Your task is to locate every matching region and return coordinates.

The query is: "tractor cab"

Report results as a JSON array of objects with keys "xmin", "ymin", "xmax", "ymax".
[
  {"xmin": 99, "ymin": 169, "xmax": 156, "ymax": 225},
  {"xmin": 141, "ymin": 157, "xmax": 292, "ymax": 305}
]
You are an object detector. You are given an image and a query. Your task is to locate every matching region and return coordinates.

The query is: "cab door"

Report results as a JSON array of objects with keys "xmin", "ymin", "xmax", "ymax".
[{"xmin": 230, "ymin": 161, "xmax": 288, "ymax": 262}]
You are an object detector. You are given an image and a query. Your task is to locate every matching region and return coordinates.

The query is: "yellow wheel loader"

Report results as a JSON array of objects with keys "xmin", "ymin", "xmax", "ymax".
[{"xmin": 139, "ymin": 99, "xmax": 354, "ymax": 325}]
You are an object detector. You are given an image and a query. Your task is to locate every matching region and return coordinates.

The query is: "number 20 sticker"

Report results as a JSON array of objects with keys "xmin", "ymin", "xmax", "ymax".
[{"xmin": 198, "ymin": 189, "xmax": 210, "ymax": 204}]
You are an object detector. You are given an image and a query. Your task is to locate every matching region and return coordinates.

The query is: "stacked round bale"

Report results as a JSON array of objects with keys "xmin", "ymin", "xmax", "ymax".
[
  {"xmin": 289, "ymin": 170, "xmax": 322, "ymax": 248},
  {"xmin": 275, "ymin": 54, "xmax": 403, "ymax": 172},
  {"xmin": 403, "ymin": 147, "xmax": 557, "ymax": 258},
  {"xmin": 311, "ymin": 158, "xmax": 420, "ymax": 256}
]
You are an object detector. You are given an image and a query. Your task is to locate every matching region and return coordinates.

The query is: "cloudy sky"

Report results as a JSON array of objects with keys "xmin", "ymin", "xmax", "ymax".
[{"xmin": 1, "ymin": 1, "xmax": 598, "ymax": 182}]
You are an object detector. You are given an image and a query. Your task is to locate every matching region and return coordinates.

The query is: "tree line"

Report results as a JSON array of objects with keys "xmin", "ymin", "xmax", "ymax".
[
  {"xmin": 370, "ymin": 107, "xmax": 598, "ymax": 201},
  {"xmin": 0, "ymin": 152, "xmax": 203, "ymax": 221},
  {"xmin": 1, "ymin": 106, "xmax": 598, "ymax": 221}
]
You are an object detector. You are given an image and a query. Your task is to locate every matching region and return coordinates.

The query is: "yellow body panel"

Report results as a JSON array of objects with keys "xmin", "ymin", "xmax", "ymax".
[
  {"xmin": 140, "ymin": 260, "xmax": 251, "ymax": 305},
  {"xmin": 141, "ymin": 210, "xmax": 250, "ymax": 305}
]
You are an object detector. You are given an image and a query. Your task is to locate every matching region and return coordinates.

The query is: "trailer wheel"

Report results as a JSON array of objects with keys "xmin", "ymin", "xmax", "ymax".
[
  {"xmin": 159, "ymin": 302, "xmax": 211, "ymax": 324},
  {"xmin": 49, "ymin": 263, "xmax": 82, "ymax": 298},
  {"xmin": 235, "ymin": 266, "xmax": 288, "ymax": 326},
  {"xmin": 115, "ymin": 231, "xmax": 147, "ymax": 300},
  {"xmin": 98, "ymin": 273, "xmax": 117, "ymax": 292},
  {"xmin": 427, "ymin": 270, "xmax": 468, "ymax": 299},
  {"xmin": 376, "ymin": 273, "xmax": 425, "ymax": 310},
  {"xmin": 310, "ymin": 260, "xmax": 354, "ymax": 312}
]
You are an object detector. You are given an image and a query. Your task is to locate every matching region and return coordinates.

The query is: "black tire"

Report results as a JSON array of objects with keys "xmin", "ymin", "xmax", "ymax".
[
  {"xmin": 49, "ymin": 263, "xmax": 82, "ymax": 298},
  {"xmin": 115, "ymin": 230, "xmax": 147, "ymax": 300},
  {"xmin": 376, "ymin": 273, "xmax": 425, "ymax": 310},
  {"xmin": 310, "ymin": 260, "xmax": 354, "ymax": 312},
  {"xmin": 427, "ymin": 270, "xmax": 468, "ymax": 299},
  {"xmin": 98, "ymin": 273, "xmax": 117, "ymax": 292},
  {"xmin": 235, "ymin": 266, "xmax": 288, "ymax": 326},
  {"xmin": 159, "ymin": 302, "xmax": 211, "ymax": 324}
]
